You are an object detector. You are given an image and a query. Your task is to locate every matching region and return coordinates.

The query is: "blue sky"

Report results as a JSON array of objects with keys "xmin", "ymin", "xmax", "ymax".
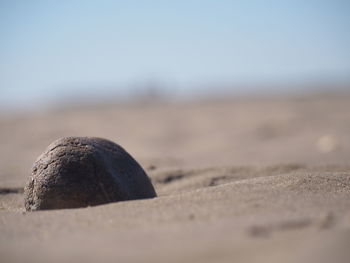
[{"xmin": 1, "ymin": 0, "xmax": 350, "ymax": 109}]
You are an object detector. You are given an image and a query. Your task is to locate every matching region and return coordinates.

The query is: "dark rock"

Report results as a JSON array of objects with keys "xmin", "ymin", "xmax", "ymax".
[{"xmin": 24, "ymin": 137, "xmax": 157, "ymax": 211}]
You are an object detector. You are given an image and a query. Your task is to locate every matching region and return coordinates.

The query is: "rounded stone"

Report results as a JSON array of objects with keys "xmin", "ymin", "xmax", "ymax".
[{"xmin": 24, "ymin": 137, "xmax": 157, "ymax": 211}]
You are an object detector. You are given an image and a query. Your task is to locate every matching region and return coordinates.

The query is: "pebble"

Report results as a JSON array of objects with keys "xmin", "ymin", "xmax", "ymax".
[
  {"xmin": 24, "ymin": 137, "xmax": 157, "ymax": 210},
  {"xmin": 316, "ymin": 134, "xmax": 339, "ymax": 153}
]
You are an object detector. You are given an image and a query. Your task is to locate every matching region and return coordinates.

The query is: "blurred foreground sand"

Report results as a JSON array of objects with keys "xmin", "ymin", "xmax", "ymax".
[{"xmin": 1, "ymin": 94, "xmax": 350, "ymax": 263}]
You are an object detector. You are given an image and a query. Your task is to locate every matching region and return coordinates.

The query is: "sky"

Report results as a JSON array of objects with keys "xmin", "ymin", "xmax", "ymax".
[{"xmin": 1, "ymin": 0, "xmax": 350, "ymax": 109}]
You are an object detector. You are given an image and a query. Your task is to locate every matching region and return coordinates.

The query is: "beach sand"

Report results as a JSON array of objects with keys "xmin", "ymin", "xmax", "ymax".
[{"xmin": 1, "ymin": 94, "xmax": 350, "ymax": 263}]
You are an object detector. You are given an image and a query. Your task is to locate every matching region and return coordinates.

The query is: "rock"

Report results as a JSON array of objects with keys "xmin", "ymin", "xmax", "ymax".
[
  {"xmin": 24, "ymin": 137, "xmax": 157, "ymax": 211},
  {"xmin": 316, "ymin": 134, "xmax": 339, "ymax": 154}
]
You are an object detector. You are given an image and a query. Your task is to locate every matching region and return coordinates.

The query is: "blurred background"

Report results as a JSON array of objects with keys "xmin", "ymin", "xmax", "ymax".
[
  {"xmin": 1, "ymin": 0, "xmax": 349, "ymax": 112},
  {"xmin": 1, "ymin": 0, "xmax": 350, "ymax": 187}
]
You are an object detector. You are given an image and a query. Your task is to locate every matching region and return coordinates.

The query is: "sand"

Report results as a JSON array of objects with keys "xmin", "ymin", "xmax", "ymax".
[{"xmin": 1, "ymin": 94, "xmax": 350, "ymax": 263}]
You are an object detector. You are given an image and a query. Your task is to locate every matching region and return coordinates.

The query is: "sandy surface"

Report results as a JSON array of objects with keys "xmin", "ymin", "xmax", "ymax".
[{"xmin": 1, "ymin": 94, "xmax": 350, "ymax": 262}]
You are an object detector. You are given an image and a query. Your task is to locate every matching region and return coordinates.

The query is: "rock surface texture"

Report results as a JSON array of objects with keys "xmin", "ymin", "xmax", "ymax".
[{"xmin": 24, "ymin": 137, "xmax": 157, "ymax": 211}]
